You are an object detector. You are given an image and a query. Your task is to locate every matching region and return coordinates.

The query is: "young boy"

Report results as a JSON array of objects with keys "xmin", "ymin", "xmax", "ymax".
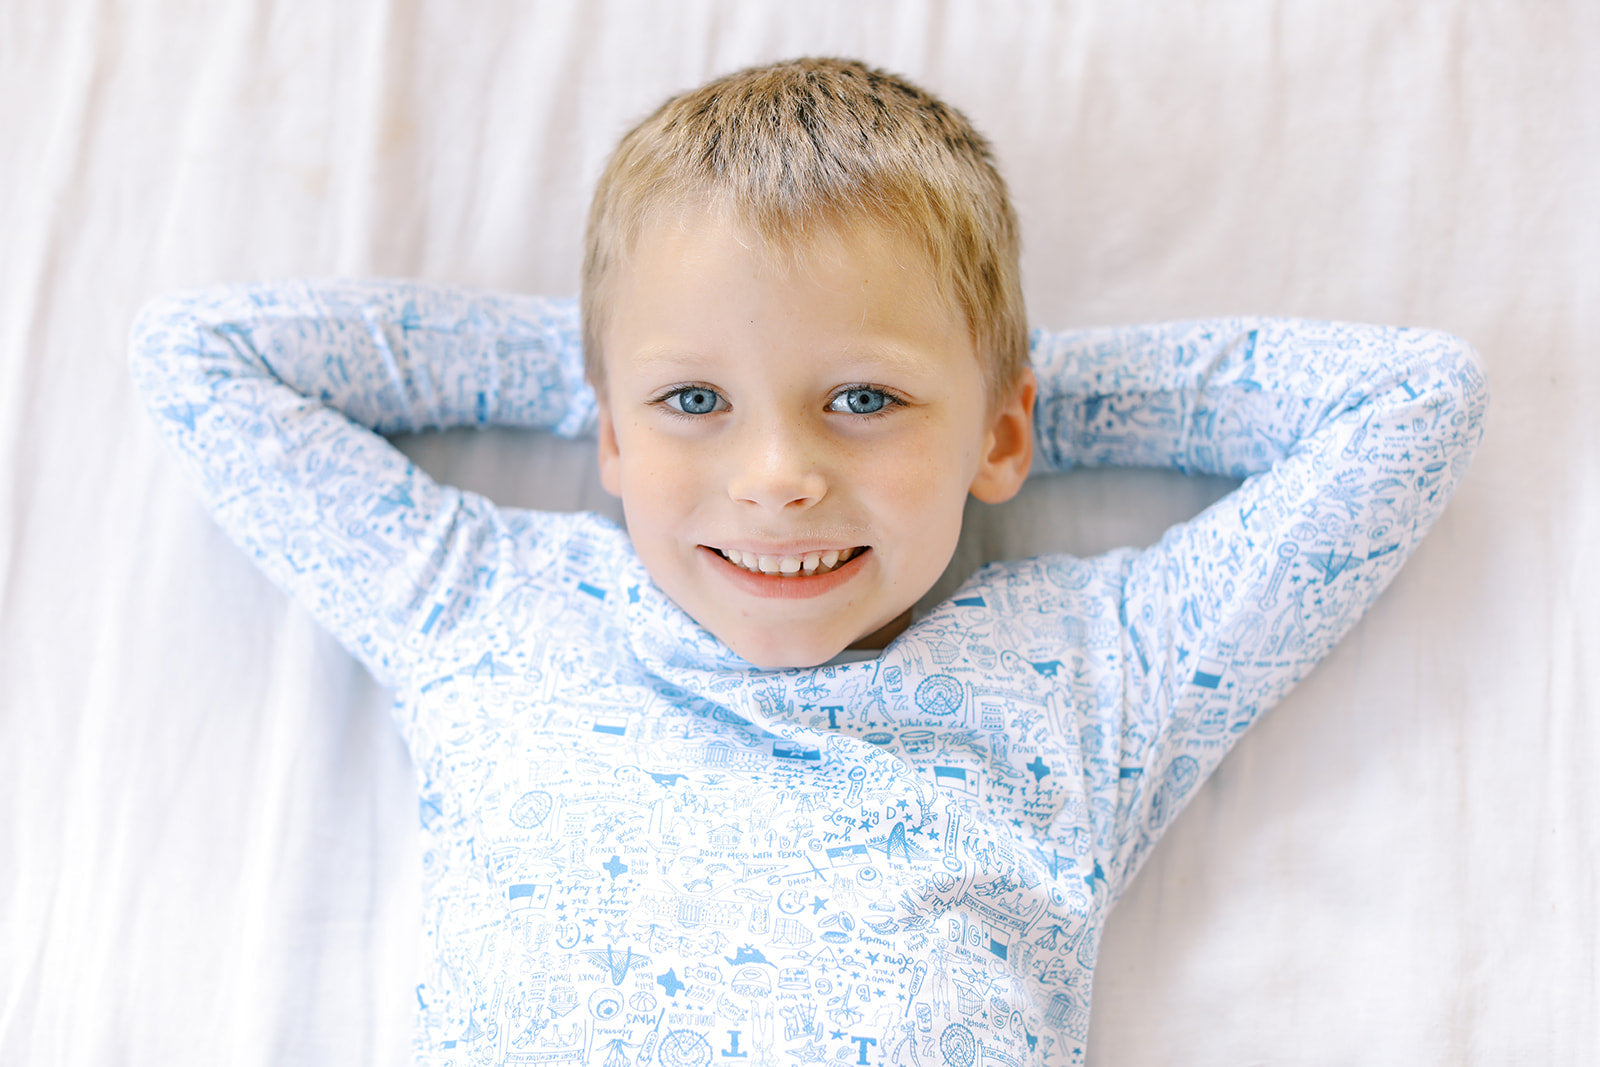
[{"xmin": 131, "ymin": 58, "xmax": 1486, "ymax": 1067}]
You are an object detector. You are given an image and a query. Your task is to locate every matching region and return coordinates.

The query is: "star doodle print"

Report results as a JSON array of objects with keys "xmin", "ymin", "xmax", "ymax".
[{"xmin": 132, "ymin": 280, "xmax": 1486, "ymax": 1065}]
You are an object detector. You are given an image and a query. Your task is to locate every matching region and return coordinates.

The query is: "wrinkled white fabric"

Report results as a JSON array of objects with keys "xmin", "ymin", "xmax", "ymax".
[{"xmin": 5, "ymin": 4, "xmax": 1596, "ymax": 1066}]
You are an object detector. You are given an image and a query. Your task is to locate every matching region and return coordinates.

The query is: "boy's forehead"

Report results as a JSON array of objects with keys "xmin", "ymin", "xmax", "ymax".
[
  {"xmin": 636, "ymin": 204, "xmax": 935, "ymax": 282},
  {"xmin": 607, "ymin": 209, "xmax": 961, "ymax": 340},
  {"xmin": 599, "ymin": 217, "xmax": 971, "ymax": 386}
]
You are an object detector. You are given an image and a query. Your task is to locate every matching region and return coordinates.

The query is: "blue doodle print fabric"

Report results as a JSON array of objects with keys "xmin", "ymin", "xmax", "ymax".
[{"xmin": 131, "ymin": 280, "xmax": 1486, "ymax": 1066}]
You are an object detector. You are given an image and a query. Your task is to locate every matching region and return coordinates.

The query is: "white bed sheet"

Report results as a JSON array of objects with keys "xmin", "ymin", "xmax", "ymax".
[{"xmin": 3, "ymin": 2, "xmax": 1595, "ymax": 1064}]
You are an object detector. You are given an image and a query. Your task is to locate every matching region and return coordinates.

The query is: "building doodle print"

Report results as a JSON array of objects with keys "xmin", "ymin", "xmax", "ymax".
[{"xmin": 132, "ymin": 281, "xmax": 1487, "ymax": 1065}]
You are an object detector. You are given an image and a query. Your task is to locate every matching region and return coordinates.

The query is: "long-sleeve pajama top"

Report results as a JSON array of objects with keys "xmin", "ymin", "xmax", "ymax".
[{"xmin": 131, "ymin": 280, "xmax": 1487, "ymax": 1066}]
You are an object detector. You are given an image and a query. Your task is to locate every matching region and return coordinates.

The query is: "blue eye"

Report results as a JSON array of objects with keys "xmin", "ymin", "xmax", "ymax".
[
  {"xmin": 829, "ymin": 387, "xmax": 895, "ymax": 415},
  {"xmin": 663, "ymin": 387, "xmax": 726, "ymax": 415}
]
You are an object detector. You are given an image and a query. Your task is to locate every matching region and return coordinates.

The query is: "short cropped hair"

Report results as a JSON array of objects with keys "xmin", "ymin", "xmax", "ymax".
[{"xmin": 581, "ymin": 57, "xmax": 1026, "ymax": 403}]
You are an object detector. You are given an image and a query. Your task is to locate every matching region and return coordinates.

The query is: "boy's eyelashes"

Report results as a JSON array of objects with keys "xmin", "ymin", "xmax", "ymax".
[
  {"xmin": 825, "ymin": 386, "xmax": 901, "ymax": 416},
  {"xmin": 650, "ymin": 384, "xmax": 906, "ymax": 418},
  {"xmin": 657, "ymin": 385, "xmax": 729, "ymax": 415}
]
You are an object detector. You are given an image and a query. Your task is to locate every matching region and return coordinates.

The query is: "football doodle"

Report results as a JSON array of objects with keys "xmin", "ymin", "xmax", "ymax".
[{"xmin": 132, "ymin": 282, "xmax": 1486, "ymax": 1065}]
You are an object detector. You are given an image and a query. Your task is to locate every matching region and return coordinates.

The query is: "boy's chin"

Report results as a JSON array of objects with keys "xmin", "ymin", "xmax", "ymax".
[
  {"xmin": 847, "ymin": 609, "xmax": 913, "ymax": 652},
  {"xmin": 719, "ymin": 609, "xmax": 913, "ymax": 671}
]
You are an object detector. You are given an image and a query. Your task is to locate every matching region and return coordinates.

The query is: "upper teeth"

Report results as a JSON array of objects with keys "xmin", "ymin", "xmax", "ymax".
[{"xmin": 719, "ymin": 547, "xmax": 858, "ymax": 576}]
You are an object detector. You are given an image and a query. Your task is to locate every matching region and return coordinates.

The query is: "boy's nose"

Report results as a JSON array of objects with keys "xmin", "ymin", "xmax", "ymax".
[{"xmin": 726, "ymin": 424, "xmax": 828, "ymax": 511}]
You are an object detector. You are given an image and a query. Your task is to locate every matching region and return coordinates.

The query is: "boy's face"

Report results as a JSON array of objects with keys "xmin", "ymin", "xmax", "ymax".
[{"xmin": 595, "ymin": 211, "xmax": 1034, "ymax": 670}]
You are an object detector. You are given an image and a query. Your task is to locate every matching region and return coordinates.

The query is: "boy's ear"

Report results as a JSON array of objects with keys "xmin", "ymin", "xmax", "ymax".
[
  {"xmin": 596, "ymin": 398, "xmax": 623, "ymax": 498},
  {"xmin": 969, "ymin": 368, "xmax": 1036, "ymax": 504}
]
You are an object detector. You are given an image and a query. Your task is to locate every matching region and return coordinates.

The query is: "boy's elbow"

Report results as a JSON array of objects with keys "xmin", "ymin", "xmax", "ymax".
[
  {"xmin": 129, "ymin": 294, "xmax": 177, "ymax": 386},
  {"xmin": 127, "ymin": 289, "xmax": 221, "ymax": 407},
  {"xmin": 1411, "ymin": 328, "xmax": 1490, "ymax": 454},
  {"xmin": 129, "ymin": 292, "xmax": 194, "ymax": 365},
  {"xmin": 1442, "ymin": 331, "xmax": 1489, "ymax": 428}
]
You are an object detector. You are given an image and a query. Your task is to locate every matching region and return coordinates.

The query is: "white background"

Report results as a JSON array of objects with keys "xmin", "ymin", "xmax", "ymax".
[{"xmin": 2, "ymin": 2, "xmax": 1595, "ymax": 1063}]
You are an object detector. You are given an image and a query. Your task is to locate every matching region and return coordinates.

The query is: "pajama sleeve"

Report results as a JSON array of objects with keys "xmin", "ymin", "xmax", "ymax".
[
  {"xmin": 1028, "ymin": 319, "xmax": 1489, "ymax": 894},
  {"xmin": 129, "ymin": 279, "xmax": 592, "ymax": 689}
]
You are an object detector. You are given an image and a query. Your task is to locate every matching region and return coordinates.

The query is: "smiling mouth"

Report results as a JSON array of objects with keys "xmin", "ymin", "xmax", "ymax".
[{"xmin": 715, "ymin": 546, "xmax": 866, "ymax": 577}]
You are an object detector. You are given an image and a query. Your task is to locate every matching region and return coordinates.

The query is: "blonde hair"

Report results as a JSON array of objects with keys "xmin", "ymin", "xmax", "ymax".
[{"xmin": 581, "ymin": 57, "xmax": 1025, "ymax": 402}]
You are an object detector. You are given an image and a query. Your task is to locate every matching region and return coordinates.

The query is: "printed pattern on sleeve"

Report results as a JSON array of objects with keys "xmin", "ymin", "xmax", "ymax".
[
  {"xmin": 129, "ymin": 280, "xmax": 593, "ymax": 687},
  {"xmin": 132, "ymin": 283, "xmax": 1488, "ymax": 1066}
]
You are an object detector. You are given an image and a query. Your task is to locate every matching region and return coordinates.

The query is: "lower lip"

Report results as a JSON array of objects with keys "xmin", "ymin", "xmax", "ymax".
[{"xmin": 700, "ymin": 546, "xmax": 870, "ymax": 599}]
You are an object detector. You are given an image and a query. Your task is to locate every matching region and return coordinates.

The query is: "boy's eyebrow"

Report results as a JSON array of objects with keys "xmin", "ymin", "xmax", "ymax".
[
  {"xmin": 623, "ymin": 342, "xmax": 946, "ymax": 375},
  {"xmin": 622, "ymin": 348, "xmax": 708, "ymax": 370}
]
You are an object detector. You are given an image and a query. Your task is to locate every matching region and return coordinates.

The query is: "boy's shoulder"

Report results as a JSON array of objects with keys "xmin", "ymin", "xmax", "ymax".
[{"xmin": 941, "ymin": 550, "xmax": 1133, "ymax": 617}]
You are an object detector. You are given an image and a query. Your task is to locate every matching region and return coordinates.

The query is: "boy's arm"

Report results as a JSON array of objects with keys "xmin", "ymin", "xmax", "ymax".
[
  {"xmin": 1028, "ymin": 319, "xmax": 1489, "ymax": 894},
  {"xmin": 130, "ymin": 279, "xmax": 592, "ymax": 688}
]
